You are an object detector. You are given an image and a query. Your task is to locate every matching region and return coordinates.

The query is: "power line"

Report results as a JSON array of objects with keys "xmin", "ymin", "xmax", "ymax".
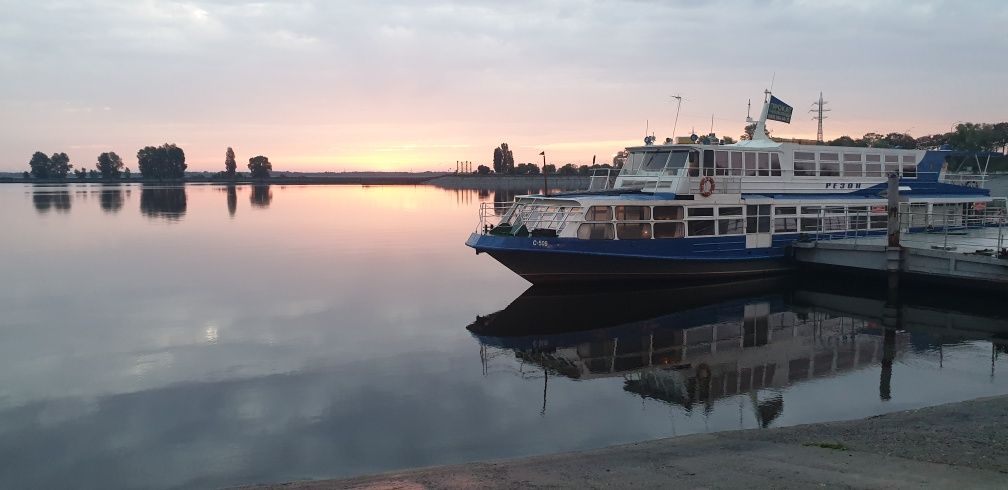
[{"xmin": 810, "ymin": 91, "xmax": 830, "ymax": 143}]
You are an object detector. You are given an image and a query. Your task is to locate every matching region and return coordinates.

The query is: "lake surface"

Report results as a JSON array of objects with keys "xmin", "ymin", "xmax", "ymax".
[{"xmin": 1, "ymin": 181, "xmax": 1007, "ymax": 489}]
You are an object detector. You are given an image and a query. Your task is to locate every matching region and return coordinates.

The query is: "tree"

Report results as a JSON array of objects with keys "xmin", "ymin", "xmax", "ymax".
[
  {"xmin": 123, "ymin": 167, "xmax": 131, "ymax": 179},
  {"xmin": 742, "ymin": 123, "xmax": 770, "ymax": 140},
  {"xmin": 476, "ymin": 164, "xmax": 491, "ymax": 175},
  {"xmin": 248, "ymin": 155, "xmax": 272, "ymax": 178},
  {"xmin": 493, "ymin": 147, "xmax": 503, "ymax": 173},
  {"xmin": 558, "ymin": 163, "xmax": 578, "ymax": 175},
  {"xmin": 96, "ymin": 152, "xmax": 124, "ymax": 178},
  {"xmin": 492, "ymin": 143, "xmax": 515, "ymax": 173},
  {"xmin": 225, "ymin": 147, "xmax": 237, "ymax": 177},
  {"xmin": 137, "ymin": 143, "xmax": 186, "ymax": 179},
  {"xmin": 543, "ymin": 164, "xmax": 556, "ymax": 174},
  {"xmin": 29, "ymin": 152, "xmax": 51, "ymax": 178},
  {"xmin": 21, "ymin": 171, "xmax": 29, "ymax": 179},
  {"xmin": 827, "ymin": 135, "xmax": 859, "ymax": 147},
  {"xmin": 722, "ymin": 136, "xmax": 736, "ymax": 144},
  {"xmin": 50, "ymin": 152, "xmax": 72, "ymax": 178}
]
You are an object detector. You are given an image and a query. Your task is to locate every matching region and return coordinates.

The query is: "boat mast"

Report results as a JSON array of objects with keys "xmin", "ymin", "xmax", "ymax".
[{"xmin": 751, "ymin": 90, "xmax": 772, "ymax": 142}]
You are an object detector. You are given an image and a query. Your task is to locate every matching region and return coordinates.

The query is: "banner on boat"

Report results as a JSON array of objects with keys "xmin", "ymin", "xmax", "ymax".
[{"xmin": 767, "ymin": 96, "xmax": 793, "ymax": 124}]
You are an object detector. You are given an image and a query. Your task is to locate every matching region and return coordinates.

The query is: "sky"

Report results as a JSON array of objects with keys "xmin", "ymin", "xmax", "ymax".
[{"xmin": 1, "ymin": 0, "xmax": 1006, "ymax": 172}]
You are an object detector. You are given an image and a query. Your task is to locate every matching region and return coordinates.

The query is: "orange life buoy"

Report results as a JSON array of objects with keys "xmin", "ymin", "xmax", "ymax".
[{"xmin": 699, "ymin": 176, "xmax": 716, "ymax": 197}]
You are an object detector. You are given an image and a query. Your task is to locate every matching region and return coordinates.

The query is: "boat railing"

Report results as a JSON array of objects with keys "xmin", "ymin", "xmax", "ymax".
[
  {"xmin": 939, "ymin": 173, "xmax": 988, "ymax": 188},
  {"xmin": 588, "ymin": 168, "xmax": 615, "ymax": 191},
  {"xmin": 477, "ymin": 201, "xmax": 584, "ymax": 236},
  {"xmin": 809, "ymin": 204, "xmax": 1007, "ymax": 255}
]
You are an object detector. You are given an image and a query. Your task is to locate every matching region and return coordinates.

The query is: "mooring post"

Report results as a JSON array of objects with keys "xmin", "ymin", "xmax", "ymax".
[{"xmin": 885, "ymin": 172, "xmax": 902, "ymax": 291}]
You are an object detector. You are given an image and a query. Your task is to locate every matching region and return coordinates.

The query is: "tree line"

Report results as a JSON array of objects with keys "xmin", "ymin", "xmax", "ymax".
[
  {"xmin": 24, "ymin": 144, "xmax": 274, "ymax": 180},
  {"xmin": 824, "ymin": 122, "xmax": 1008, "ymax": 153},
  {"xmin": 478, "ymin": 142, "xmax": 616, "ymax": 176}
]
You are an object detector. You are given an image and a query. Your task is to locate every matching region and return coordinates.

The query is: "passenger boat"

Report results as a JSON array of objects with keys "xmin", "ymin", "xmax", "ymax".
[{"xmin": 466, "ymin": 91, "xmax": 1006, "ymax": 284}]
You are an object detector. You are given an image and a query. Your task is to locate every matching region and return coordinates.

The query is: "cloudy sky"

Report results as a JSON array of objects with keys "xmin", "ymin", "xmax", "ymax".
[{"xmin": 1, "ymin": 0, "xmax": 1006, "ymax": 172}]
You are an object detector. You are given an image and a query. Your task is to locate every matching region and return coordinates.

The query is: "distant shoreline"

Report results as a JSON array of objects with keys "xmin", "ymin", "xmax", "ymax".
[{"xmin": 0, "ymin": 172, "xmax": 593, "ymax": 190}]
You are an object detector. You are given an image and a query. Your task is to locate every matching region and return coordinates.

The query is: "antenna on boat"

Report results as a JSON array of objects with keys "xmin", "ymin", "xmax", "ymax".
[{"xmin": 670, "ymin": 94, "xmax": 685, "ymax": 140}]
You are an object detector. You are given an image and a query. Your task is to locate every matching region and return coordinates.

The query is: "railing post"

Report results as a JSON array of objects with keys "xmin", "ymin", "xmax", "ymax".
[{"xmin": 887, "ymin": 173, "xmax": 900, "ymax": 247}]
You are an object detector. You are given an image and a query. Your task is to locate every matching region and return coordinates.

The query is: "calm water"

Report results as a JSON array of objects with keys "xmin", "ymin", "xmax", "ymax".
[{"xmin": 1, "ymin": 181, "xmax": 1007, "ymax": 489}]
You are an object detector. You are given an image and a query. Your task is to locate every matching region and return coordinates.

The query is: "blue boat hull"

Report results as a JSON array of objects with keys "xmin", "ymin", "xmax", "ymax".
[{"xmin": 467, "ymin": 233, "xmax": 794, "ymax": 284}]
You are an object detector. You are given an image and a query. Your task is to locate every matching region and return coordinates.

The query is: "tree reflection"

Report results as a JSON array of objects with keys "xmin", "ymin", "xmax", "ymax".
[
  {"xmin": 32, "ymin": 187, "xmax": 71, "ymax": 214},
  {"xmin": 140, "ymin": 186, "xmax": 187, "ymax": 220},
  {"xmin": 250, "ymin": 185, "xmax": 272, "ymax": 208},
  {"xmin": 99, "ymin": 186, "xmax": 124, "ymax": 213},
  {"xmin": 227, "ymin": 185, "xmax": 237, "ymax": 217}
]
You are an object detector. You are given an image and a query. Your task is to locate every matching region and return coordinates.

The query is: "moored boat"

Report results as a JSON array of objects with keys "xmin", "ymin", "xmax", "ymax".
[{"xmin": 467, "ymin": 91, "xmax": 1007, "ymax": 284}]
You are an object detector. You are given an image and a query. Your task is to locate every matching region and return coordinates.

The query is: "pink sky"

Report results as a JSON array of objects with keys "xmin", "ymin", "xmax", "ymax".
[{"xmin": 2, "ymin": 1, "xmax": 1006, "ymax": 172}]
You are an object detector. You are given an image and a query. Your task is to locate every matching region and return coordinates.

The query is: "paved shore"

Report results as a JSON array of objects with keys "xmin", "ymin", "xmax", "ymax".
[{"xmin": 248, "ymin": 395, "xmax": 1008, "ymax": 489}]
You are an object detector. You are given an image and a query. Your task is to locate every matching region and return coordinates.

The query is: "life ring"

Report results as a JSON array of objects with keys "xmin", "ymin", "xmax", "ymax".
[{"xmin": 699, "ymin": 176, "xmax": 716, "ymax": 197}]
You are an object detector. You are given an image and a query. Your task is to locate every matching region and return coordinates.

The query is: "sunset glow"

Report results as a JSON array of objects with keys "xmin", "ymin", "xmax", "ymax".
[{"xmin": 2, "ymin": 1, "xmax": 1006, "ymax": 172}]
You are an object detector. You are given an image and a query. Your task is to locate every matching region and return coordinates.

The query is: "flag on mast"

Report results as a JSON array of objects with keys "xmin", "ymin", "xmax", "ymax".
[{"xmin": 767, "ymin": 95, "xmax": 793, "ymax": 124}]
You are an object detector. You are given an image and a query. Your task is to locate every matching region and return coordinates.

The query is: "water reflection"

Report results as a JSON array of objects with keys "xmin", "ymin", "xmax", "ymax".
[
  {"xmin": 471, "ymin": 277, "xmax": 1006, "ymax": 420},
  {"xmin": 227, "ymin": 184, "xmax": 237, "ymax": 216},
  {"xmin": 250, "ymin": 185, "xmax": 272, "ymax": 208},
  {"xmin": 98, "ymin": 186, "xmax": 124, "ymax": 213},
  {"xmin": 31, "ymin": 187, "xmax": 72, "ymax": 213},
  {"xmin": 139, "ymin": 186, "xmax": 187, "ymax": 220}
]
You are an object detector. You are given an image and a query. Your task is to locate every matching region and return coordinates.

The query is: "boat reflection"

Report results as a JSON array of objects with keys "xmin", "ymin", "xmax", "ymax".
[{"xmin": 470, "ymin": 277, "xmax": 1007, "ymax": 417}]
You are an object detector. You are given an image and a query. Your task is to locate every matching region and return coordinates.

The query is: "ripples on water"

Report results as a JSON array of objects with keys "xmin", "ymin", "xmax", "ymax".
[{"xmin": 0, "ymin": 181, "xmax": 1006, "ymax": 489}]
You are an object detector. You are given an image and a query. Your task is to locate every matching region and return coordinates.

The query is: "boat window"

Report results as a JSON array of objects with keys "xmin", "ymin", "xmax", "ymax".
[
  {"xmin": 625, "ymin": 152, "xmax": 645, "ymax": 174},
  {"xmin": 687, "ymin": 207, "xmax": 714, "ymax": 217},
  {"xmin": 758, "ymin": 153, "xmax": 770, "ymax": 176},
  {"xmin": 642, "ymin": 151, "xmax": 671, "ymax": 171},
  {"xmin": 585, "ymin": 205, "xmax": 612, "ymax": 221},
  {"xmin": 884, "ymin": 155, "xmax": 900, "ymax": 174},
  {"xmin": 615, "ymin": 205, "xmax": 651, "ymax": 221},
  {"xmin": 770, "ymin": 153, "xmax": 782, "ymax": 177},
  {"xmin": 687, "ymin": 151, "xmax": 700, "ymax": 177},
  {"xmin": 774, "ymin": 217, "xmax": 798, "ymax": 232},
  {"xmin": 848, "ymin": 206, "xmax": 868, "ymax": 213},
  {"xmin": 577, "ymin": 223, "xmax": 615, "ymax": 239},
  {"xmin": 819, "ymin": 160, "xmax": 840, "ymax": 177},
  {"xmin": 794, "ymin": 151, "xmax": 815, "ymax": 161},
  {"xmin": 865, "ymin": 162, "xmax": 883, "ymax": 177},
  {"xmin": 870, "ymin": 215, "xmax": 888, "ymax": 229},
  {"xmin": 667, "ymin": 151, "xmax": 689, "ymax": 170},
  {"xmin": 718, "ymin": 218, "xmax": 744, "ymax": 235},
  {"xmin": 702, "ymin": 150, "xmax": 715, "ymax": 176},
  {"xmin": 844, "ymin": 153, "xmax": 862, "ymax": 162},
  {"xmin": 687, "ymin": 220, "xmax": 715, "ymax": 236},
  {"xmin": 794, "ymin": 161, "xmax": 816, "ymax": 177},
  {"xmin": 866, "ymin": 154, "xmax": 881, "ymax": 162},
  {"xmin": 800, "ymin": 206, "xmax": 821, "ymax": 214},
  {"xmin": 843, "ymin": 158, "xmax": 863, "ymax": 177},
  {"xmin": 902, "ymin": 157, "xmax": 917, "ymax": 178},
  {"xmin": 719, "ymin": 206, "xmax": 742, "ymax": 216},
  {"xmin": 819, "ymin": 152, "xmax": 839, "ymax": 161},
  {"xmin": 800, "ymin": 217, "xmax": 821, "ymax": 232},
  {"xmin": 654, "ymin": 222, "xmax": 685, "ymax": 238},
  {"xmin": 715, "ymin": 151, "xmax": 730, "ymax": 176},
  {"xmin": 746, "ymin": 205, "xmax": 771, "ymax": 233},
  {"xmin": 617, "ymin": 223, "xmax": 652, "ymax": 239},
  {"xmin": 730, "ymin": 152, "xmax": 744, "ymax": 176},
  {"xmin": 775, "ymin": 206, "xmax": 797, "ymax": 215},
  {"xmin": 744, "ymin": 152, "xmax": 757, "ymax": 176},
  {"xmin": 824, "ymin": 206, "xmax": 845, "ymax": 214},
  {"xmin": 653, "ymin": 206, "xmax": 684, "ymax": 220},
  {"xmin": 849, "ymin": 215, "xmax": 868, "ymax": 230}
]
